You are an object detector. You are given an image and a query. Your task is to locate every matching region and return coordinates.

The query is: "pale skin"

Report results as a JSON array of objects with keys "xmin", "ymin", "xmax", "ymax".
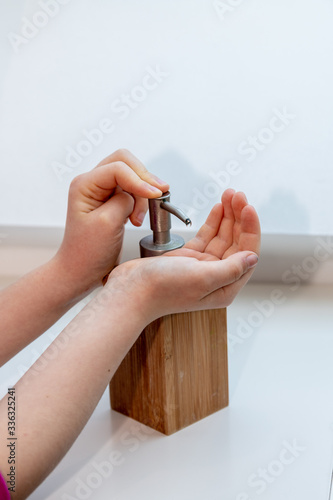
[{"xmin": 0, "ymin": 149, "xmax": 260, "ymax": 498}]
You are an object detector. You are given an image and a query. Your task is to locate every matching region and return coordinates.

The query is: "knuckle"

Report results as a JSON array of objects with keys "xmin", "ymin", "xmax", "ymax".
[
  {"xmin": 114, "ymin": 148, "xmax": 130, "ymax": 159},
  {"xmin": 69, "ymin": 173, "xmax": 84, "ymax": 191},
  {"xmin": 123, "ymin": 191, "xmax": 135, "ymax": 207},
  {"xmin": 113, "ymin": 160, "xmax": 131, "ymax": 175},
  {"xmin": 113, "ymin": 160, "xmax": 126, "ymax": 169},
  {"xmin": 118, "ymin": 191, "xmax": 135, "ymax": 212},
  {"xmin": 97, "ymin": 210, "xmax": 112, "ymax": 226}
]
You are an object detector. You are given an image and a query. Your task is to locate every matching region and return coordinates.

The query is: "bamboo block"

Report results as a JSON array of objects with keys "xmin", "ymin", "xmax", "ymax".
[{"xmin": 110, "ymin": 308, "xmax": 228, "ymax": 435}]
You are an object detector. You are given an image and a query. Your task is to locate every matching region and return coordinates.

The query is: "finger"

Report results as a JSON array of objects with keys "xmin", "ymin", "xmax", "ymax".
[
  {"xmin": 129, "ymin": 196, "xmax": 149, "ymax": 227},
  {"xmin": 78, "ymin": 162, "xmax": 166, "ymax": 209},
  {"xmin": 231, "ymin": 192, "xmax": 248, "ymax": 231},
  {"xmin": 237, "ymin": 204, "xmax": 261, "ymax": 255},
  {"xmin": 228, "ymin": 191, "xmax": 249, "ymax": 245},
  {"xmin": 203, "ymin": 188, "xmax": 236, "ymax": 258},
  {"xmin": 95, "ymin": 149, "xmax": 169, "ymax": 192},
  {"xmin": 232, "ymin": 191, "xmax": 248, "ymax": 224},
  {"xmin": 199, "ymin": 264, "xmax": 257, "ymax": 310},
  {"xmin": 97, "ymin": 190, "xmax": 135, "ymax": 227},
  {"xmin": 199, "ymin": 251, "xmax": 258, "ymax": 300},
  {"xmin": 184, "ymin": 203, "xmax": 223, "ymax": 253},
  {"xmin": 184, "ymin": 190, "xmax": 245, "ymax": 259},
  {"xmin": 223, "ymin": 260, "xmax": 258, "ymax": 298}
]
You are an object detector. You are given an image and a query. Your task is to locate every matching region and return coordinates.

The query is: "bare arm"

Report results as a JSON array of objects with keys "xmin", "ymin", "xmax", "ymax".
[
  {"xmin": 0, "ymin": 150, "xmax": 169, "ymax": 366},
  {"xmin": 0, "ymin": 257, "xmax": 88, "ymax": 367},
  {"xmin": 0, "ymin": 250, "xmax": 258, "ymax": 499},
  {"xmin": 0, "ymin": 188, "xmax": 260, "ymax": 499},
  {"xmin": 0, "ymin": 284, "xmax": 148, "ymax": 499}
]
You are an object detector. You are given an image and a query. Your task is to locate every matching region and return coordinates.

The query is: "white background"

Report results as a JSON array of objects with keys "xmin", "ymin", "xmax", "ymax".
[
  {"xmin": 0, "ymin": 0, "xmax": 333, "ymax": 234},
  {"xmin": 1, "ymin": 3, "xmax": 333, "ymax": 499}
]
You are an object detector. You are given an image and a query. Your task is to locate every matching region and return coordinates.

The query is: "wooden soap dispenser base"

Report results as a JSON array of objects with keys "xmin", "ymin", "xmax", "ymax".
[{"xmin": 110, "ymin": 192, "xmax": 228, "ymax": 435}]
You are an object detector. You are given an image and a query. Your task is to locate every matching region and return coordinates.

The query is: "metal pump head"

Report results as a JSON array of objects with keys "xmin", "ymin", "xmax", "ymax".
[{"xmin": 140, "ymin": 191, "xmax": 192, "ymax": 258}]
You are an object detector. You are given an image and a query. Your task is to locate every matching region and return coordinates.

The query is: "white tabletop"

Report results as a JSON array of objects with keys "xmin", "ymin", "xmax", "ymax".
[{"xmin": 2, "ymin": 282, "xmax": 333, "ymax": 499}]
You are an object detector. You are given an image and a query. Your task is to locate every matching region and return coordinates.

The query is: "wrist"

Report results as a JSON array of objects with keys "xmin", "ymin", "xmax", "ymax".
[
  {"xmin": 104, "ymin": 264, "xmax": 156, "ymax": 328},
  {"xmin": 75, "ymin": 282, "xmax": 151, "ymax": 361},
  {"xmin": 46, "ymin": 254, "xmax": 94, "ymax": 308}
]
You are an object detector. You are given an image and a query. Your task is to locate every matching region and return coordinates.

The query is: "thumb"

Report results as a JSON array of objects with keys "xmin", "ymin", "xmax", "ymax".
[
  {"xmin": 98, "ymin": 190, "xmax": 135, "ymax": 226},
  {"xmin": 203, "ymin": 251, "xmax": 259, "ymax": 293}
]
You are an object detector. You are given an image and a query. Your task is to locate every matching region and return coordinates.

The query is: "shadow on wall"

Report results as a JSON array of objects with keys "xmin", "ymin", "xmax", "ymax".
[
  {"xmin": 258, "ymin": 189, "xmax": 310, "ymax": 234},
  {"xmin": 147, "ymin": 150, "xmax": 220, "ymax": 228},
  {"xmin": 146, "ymin": 156, "xmax": 311, "ymax": 235}
]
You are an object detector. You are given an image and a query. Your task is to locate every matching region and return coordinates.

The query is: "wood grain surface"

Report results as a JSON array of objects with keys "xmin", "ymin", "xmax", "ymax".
[{"xmin": 110, "ymin": 309, "xmax": 228, "ymax": 435}]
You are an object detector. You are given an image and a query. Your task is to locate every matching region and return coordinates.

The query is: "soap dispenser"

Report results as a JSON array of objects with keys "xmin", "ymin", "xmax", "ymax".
[
  {"xmin": 139, "ymin": 191, "xmax": 192, "ymax": 257},
  {"xmin": 110, "ymin": 192, "xmax": 228, "ymax": 435}
]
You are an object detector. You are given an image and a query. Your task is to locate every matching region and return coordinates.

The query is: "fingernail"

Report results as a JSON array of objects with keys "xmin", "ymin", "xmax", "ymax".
[
  {"xmin": 246, "ymin": 254, "xmax": 259, "ymax": 268},
  {"xmin": 148, "ymin": 185, "xmax": 163, "ymax": 194},
  {"xmin": 136, "ymin": 211, "xmax": 146, "ymax": 225},
  {"xmin": 151, "ymin": 174, "xmax": 169, "ymax": 186}
]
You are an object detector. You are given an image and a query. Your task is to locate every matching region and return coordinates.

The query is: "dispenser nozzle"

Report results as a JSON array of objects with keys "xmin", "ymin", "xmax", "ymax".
[{"xmin": 161, "ymin": 201, "xmax": 192, "ymax": 227}]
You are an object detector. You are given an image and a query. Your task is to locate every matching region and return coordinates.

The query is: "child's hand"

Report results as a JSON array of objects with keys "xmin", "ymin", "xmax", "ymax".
[
  {"xmin": 107, "ymin": 189, "xmax": 261, "ymax": 323},
  {"xmin": 54, "ymin": 149, "xmax": 169, "ymax": 294},
  {"xmin": 0, "ymin": 188, "xmax": 259, "ymax": 497}
]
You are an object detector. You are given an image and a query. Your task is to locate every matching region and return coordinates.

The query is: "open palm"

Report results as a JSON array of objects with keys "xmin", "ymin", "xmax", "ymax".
[
  {"xmin": 109, "ymin": 189, "xmax": 260, "ymax": 321},
  {"xmin": 169, "ymin": 189, "xmax": 260, "ymax": 261},
  {"xmin": 164, "ymin": 189, "xmax": 261, "ymax": 298}
]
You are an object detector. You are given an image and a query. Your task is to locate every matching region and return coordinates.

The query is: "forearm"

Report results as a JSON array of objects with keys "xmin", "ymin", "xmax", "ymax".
[
  {"xmin": 0, "ymin": 284, "xmax": 146, "ymax": 499},
  {"xmin": 0, "ymin": 255, "xmax": 92, "ymax": 366}
]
